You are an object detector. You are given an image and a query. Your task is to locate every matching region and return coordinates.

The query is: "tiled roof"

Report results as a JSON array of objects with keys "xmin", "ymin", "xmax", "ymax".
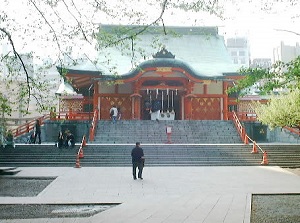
[{"xmin": 66, "ymin": 26, "xmax": 241, "ymax": 79}]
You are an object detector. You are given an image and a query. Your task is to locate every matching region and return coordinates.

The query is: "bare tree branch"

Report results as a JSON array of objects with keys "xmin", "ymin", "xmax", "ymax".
[
  {"xmin": 61, "ymin": 0, "xmax": 92, "ymax": 44},
  {"xmin": 275, "ymin": 29, "xmax": 300, "ymax": 36},
  {"xmin": 103, "ymin": 0, "xmax": 168, "ymax": 47},
  {"xmin": 0, "ymin": 27, "xmax": 31, "ymax": 110},
  {"xmin": 29, "ymin": 0, "xmax": 77, "ymax": 68},
  {"xmin": 29, "ymin": 0, "xmax": 62, "ymax": 57}
]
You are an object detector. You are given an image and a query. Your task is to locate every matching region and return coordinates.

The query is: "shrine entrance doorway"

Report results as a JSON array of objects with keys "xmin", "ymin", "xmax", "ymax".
[
  {"xmin": 141, "ymin": 91, "xmax": 182, "ymax": 120},
  {"xmin": 140, "ymin": 79, "xmax": 185, "ymax": 120}
]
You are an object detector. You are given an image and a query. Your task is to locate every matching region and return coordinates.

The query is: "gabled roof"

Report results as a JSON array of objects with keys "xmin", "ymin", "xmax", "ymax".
[{"xmin": 64, "ymin": 25, "xmax": 241, "ymax": 81}]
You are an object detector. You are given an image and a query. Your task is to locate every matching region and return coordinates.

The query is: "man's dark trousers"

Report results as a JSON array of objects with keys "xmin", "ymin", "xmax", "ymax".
[{"xmin": 133, "ymin": 161, "xmax": 143, "ymax": 179}]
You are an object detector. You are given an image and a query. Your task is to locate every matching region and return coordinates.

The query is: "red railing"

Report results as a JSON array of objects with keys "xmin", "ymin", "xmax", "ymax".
[
  {"xmin": 231, "ymin": 111, "xmax": 249, "ymax": 144},
  {"xmin": 227, "ymin": 111, "xmax": 257, "ymax": 122},
  {"xmin": 50, "ymin": 112, "xmax": 91, "ymax": 121},
  {"xmin": 89, "ymin": 109, "xmax": 99, "ymax": 141},
  {"xmin": 12, "ymin": 115, "xmax": 50, "ymax": 138},
  {"xmin": 75, "ymin": 135, "xmax": 87, "ymax": 168},
  {"xmin": 230, "ymin": 111, "xmax": 268, "ymax": 165},
  {"xmin": 284, "ymin": 126, "xmax": 300, "ymax": 137}
]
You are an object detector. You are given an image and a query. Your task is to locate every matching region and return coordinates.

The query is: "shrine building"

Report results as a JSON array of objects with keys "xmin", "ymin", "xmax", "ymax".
[{"xmin": 57, "ymin": 25, "xmax": 244, "ymax": 121}]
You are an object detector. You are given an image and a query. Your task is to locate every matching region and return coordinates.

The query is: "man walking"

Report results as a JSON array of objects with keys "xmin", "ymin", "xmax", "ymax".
[
  {"xmin": 131, "ymin": 142, "xmax": 144, "ymax": 180},
  {"xmin": 109, "ymin": 105, "xmax": 118, "ymax": 124}
]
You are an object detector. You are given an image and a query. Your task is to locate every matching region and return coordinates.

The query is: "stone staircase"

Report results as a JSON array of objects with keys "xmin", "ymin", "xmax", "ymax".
[
  {"xmin": 0, "ymin": 143, "xmax": 300, "ymax": 168},
  {"xmin": 93, "ymin": 120, "xmax": 242, "ymax": 144},
  {"xmin": 0, "ymin": 121, "xmax": 300, "ymax": 168},
  {"xmin": 259, "ymin": 144, "xmax": 300, "ymax": 168},
  {"xmin": 0, "ymin": 144, "xmax": 258, "ymax": 167}
]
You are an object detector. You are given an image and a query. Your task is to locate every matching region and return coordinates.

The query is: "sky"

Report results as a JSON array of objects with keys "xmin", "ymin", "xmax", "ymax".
[{"xmin": 1, "ymin": 0, "xmax": 300, "ymax": 60}]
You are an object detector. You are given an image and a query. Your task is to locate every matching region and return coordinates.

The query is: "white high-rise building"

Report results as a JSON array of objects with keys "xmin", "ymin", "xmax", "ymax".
[
  {"xmin": 273, "ymin": 41, "xmax": 300, "ymax": 63},
  {"xmin": 226, "ymin": 37, "xmax": 250, "ymax": 68}
]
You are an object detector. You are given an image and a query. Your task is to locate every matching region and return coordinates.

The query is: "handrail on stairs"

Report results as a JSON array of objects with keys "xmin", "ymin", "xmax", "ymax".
[
  {"xmin": 283, "ymin": 126, "xmax": 300, "ymax": 136},
  {"xmin": 11, "ymin": 114, "xmax": 50, "ymax": 138},
  {"xmin": 89, "ymin": 109, "xmax": 99, "ymax": 141},
  {"xmin": 75, "ymin": 135, "xmax": 87, "ymax": 168},
  {"xmin": 231, "ymin": 111, "xmax": 268, "ymax": 164},
  {"xmin": 232, "ymin": 111, "xmax": 249, "ymax": 144}
]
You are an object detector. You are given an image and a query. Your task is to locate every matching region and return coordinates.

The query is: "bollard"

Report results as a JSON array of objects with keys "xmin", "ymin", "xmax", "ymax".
[
  {"xmin": 166, "ymin": 126, "xmax": 172, "ymax": 144},
  {"xmin": 79, "ymin": 146, "xmax": 84, "ymax": 158},
  {"xmin": 251, "ymin": 141, "xmax": 258, "ymax": 154},
  {"xmin": 261, "ymin": 151, "xmax": 269, "ymax": 165}
]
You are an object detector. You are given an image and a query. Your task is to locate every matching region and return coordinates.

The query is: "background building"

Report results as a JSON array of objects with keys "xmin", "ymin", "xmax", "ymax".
[
  {"xmin": 273, "ymin": 41, "xmax": 300, "ymax": 63},
  {"xmin": 226, "ymin": 37, "xmax": 250, "ymax": 68},
  {"xmin": 250, "ymin": 58, "xmax": 272, "ymax": 69}
]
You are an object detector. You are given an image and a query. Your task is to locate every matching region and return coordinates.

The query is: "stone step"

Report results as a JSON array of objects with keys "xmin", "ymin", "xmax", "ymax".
[
  {"xmin": 1, "ymin": 144, "xmax": 300, "ymax": 167},
  {"xmin": 92, "ymin": 120, "xmax": 242, "ymax": 144}
]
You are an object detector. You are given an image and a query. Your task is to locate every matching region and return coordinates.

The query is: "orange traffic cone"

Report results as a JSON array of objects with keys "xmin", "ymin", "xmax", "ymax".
[
  {"xmin": 83, "ymin": 135, "xmax": 87, "ymax": 147},
  {"xmin": 251, "ymin": 142, "xmax": 258, "ymax": 154},
  {"xmin": 79, "ymin": 146, "xmax": 84, "ymax": 158},
  {"xmin": 75, "ymin": 154, "xmax": 81, "ymax": 168},
  {"xmin": 261, "ymin": 151, "xmax": 269, "ymax": 165}
]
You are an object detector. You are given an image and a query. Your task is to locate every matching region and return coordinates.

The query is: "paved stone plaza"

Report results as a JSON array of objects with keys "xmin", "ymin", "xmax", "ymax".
[{"xmin": 1, "ymin": 166, "xmax": 300, "ymax": 222}]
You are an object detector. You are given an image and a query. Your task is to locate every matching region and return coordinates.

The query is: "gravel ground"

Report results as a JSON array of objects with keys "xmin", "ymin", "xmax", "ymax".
[
  {"xmin": 0, "ymin": 204, "xmax": 117, "ymax": 219},
  {"xmin": 251, "ymin": 168, "xmax": 300, "ymax": 223},
  {"xmin": 0, "ymin": 176, "xmax": 117, "ymax": 219},
  {"xmin": 251, "ymin": 194, "xmax": 300, "ymax": 223},
  {"xmin": 0, "ymin": 177, "xmax": 55, "ymax": 197}
]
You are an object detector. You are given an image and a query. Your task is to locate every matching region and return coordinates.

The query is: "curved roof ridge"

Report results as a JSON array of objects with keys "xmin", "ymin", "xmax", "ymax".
[{"xmin": 121, "ymin": 58, "xmax": 224, "ymax": 80}]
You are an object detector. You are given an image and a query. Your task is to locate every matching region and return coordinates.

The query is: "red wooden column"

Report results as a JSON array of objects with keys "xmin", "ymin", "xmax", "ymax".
[
  {"xmin": 184, "ymin": 97, "xmax": 192, "ymax": 120},
  {"xmin": 93, "ymin": 82, "xmax": 99, "ymax": 114},
  {"xmin": 184, "ymin": 81, "xmax": 194, "ymax": 120},
  {"xmin": 130, "ymin": 81, "xmax": 142, "ymax": 120},
  {"xmin": 130, "ymin": 95, "xmax": 142, "ymax": 119},
  {"xmin": 223, "ymin": 81, "xmax": 229, "ymax": 120}
]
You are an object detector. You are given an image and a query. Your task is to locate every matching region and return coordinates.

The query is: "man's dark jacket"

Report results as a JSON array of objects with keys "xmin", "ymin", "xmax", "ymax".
[{"xmin": 131, "ymin": 146, "xmax": 144, "ymax": 163}]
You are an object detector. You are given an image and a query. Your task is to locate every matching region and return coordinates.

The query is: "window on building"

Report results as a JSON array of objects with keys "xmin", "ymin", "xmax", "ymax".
[
  {"xmin": 231, "ymin": 51, "xmax": 237, "ymax": 56},
  {"xmin": 240, "ymin": 58, "xmax": 246, "ymax": 64},
  {"xmin": 233, "ymin": 58, "xmax": 238, "ymax": 64},
  {"xmin": 239, "ymin": 51, "xmax": 245, "ymax": 56}
]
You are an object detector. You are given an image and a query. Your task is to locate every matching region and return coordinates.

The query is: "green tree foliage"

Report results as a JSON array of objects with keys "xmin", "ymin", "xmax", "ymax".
[
  {"xmin": 228, "ymin": 56, "xmax": 300, "ymax": 96},
  {"xmin": 253, "ymin": 89, "xmax": 300, "ymax": 129},
  {"xmin": 228, "ymin": 56, "xmax": 300, "ymax": 128}
]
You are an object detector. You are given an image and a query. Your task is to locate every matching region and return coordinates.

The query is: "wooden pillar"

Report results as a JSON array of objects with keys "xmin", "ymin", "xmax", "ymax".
[
  {"xmin": 131, "ymin": 81, "xmax": 142, "ymax": 120},
  {"xmin": 184, "ymin": 81, "xmax": 194, "ymax": 120},
  {"xmin": 223, "ymin": 81, "xmax": 229, "ymax": 120},
  {"xmin": 184, "ymin": 97, "xmax": 192, "ymax": 120},
  {"xmin": 93, "ymin": 82, "xmax": 99, "ymax": 112}
]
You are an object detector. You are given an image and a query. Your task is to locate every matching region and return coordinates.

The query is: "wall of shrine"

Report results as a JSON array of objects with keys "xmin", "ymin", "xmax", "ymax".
[
  {"xmin": 98, "ymin": 82, "xmax": 115, "ymax": 94},
  {"xmin": 190, "ymin": 97, "xmax": 221, "ymax": 120},
  {"xmin": 99, "ymin": 95, "xmax": 132, "ymax": 120},
  {"xmin": 207, "ymin": 81, "xmax": 223, "ymax": 94},
  {"xmin": 192, "ymin": 83, "xmax": 204, "ymax": 94},
  {"xmin": 118, "ymin": 83, "xmax": 133, "ymax": 94}
]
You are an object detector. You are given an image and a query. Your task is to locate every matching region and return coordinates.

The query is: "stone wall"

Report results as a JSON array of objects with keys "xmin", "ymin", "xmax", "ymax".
[
  {"xmin": 244, "ymin": 121, "xmax": 300, "ymax": 143},
  {"xmin": 16, "ymin": 120, "xmax": 90, "ymax": 143}
]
